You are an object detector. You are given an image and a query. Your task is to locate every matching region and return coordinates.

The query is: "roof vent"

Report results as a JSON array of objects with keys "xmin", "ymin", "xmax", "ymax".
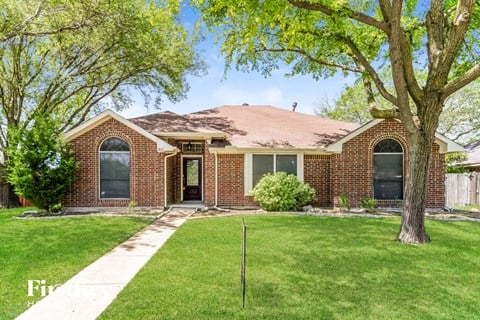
[
  {"xmin": 242, "ymin": 103, "xmax": 249, "ymax": 106},
  {"xmin": 292, "ymin": 102, "xmax": 297, "ymax": 112}
]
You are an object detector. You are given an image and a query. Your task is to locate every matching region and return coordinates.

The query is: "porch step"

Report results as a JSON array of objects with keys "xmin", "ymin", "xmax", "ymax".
[{"xmin": 169, "ymin": 201, "xmax": 206, "ymax": 210}]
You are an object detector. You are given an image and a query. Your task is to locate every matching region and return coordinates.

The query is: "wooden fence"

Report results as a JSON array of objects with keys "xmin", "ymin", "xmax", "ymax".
[{"xmin": 445, "ymin": 173, "xmax": 480, "ymax": 207}]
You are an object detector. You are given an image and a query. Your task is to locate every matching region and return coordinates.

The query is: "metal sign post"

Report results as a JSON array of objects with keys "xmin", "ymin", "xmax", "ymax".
[{"xmin": 241, "ymin": 218, "xmax": 247, "ymax": 308}]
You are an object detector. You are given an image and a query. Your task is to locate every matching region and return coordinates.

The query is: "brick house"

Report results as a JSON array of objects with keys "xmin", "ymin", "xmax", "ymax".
[{"xmin": 63, "ymin": 105, "xmax": 462, "ymax": 209}]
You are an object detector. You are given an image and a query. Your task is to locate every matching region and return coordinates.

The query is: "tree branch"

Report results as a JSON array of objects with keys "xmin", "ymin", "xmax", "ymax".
[
  {"xmin": 426, "ymin": 0, "xmax": 444, "ymax": 70},
  {"xmin": 257, "ymin": 46, "xmax": 363, "ymax": 73},
  {"xmin": 387, "ymin": 0, "xmax": 417, "ymax": 132},
  {"xmin": 287, "ymin": 0, "xmax": 388, "ymax": 32},
  {"xmin": 440, "ymin": 0, "xmax": 475, "ymax": 70},
  {"xmin": 378, "ymin": 0, "xmax": 392, "ymax": 22},
  {"xmin": 361, "ymin": 75, "xmax": 399, "ymax": 120},
  {"xmin": 341, "ymin": 37, "xmax": 397, "ymax": 106},
  {"xmin": 427, "ymin": 0, "xmax": 475, "ymax": 90},
  {"xmin": 441, "ymin": 63, "xmax": 480, "ymax": 100}
]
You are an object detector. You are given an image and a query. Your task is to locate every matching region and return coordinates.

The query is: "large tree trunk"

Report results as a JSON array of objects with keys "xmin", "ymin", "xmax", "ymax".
[{"xmin": 397, "ymin": 130, "xmax": 435, "ymax": 244}]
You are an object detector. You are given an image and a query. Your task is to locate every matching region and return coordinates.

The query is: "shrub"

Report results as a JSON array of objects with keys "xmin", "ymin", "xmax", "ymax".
[
  {"xmin": 338, "ymin": 193, "xmax": 351, "ymax": 211},
  {"xmin": 6, "ymin": 116, "xmax": 79, "ymax": 212},
  {"xmin": 360, "ymin": 197, "xmax": 377, "ymax": 212},
  {"xmin": 251, "ymin": 172, "xmax": 315, "ymax": 211}
]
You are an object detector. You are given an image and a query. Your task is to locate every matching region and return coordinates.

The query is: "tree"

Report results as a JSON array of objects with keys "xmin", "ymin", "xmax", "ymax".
[
  {"xmin": 317, "ymin": 78, "xmax": 480, "ymax": 145},
  {"xmin": 194, "ymin": 0, "xmax": 480, "ymax": 243},
  {"xmin": 6, "ymin": 116, "xmax": 79, "ymax": 212},
  {"xmin": 437, "ymin": 79, "xmax": 480, "ymax": 145},
  {"xmin": 0, "ymin": 0, "xmax": 201, "ymax": 206},
  {"xmin": 315, "ymin": 82, "xmax": 385, "ymax": 124}
]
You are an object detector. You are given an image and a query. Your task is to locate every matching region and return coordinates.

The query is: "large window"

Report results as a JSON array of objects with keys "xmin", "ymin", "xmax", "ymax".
[
  {"xmin": 373, "ymin": 139, "xmax": 403, "ymax": 200},
  {"xmin": 100, "ymin": 137, "xmax": 130, "ymax": 199},
  {"xmin": 252, "ymin": 154, "xmax": 298, "ymax": 186}
]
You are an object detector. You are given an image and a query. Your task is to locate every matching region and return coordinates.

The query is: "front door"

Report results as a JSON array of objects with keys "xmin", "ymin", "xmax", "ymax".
[{"xmin": 183, "ymin": 157, "xmax": 202, "ymax": 201}]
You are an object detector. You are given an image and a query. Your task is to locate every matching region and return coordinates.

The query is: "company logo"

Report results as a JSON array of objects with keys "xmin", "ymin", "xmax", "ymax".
[
  {"xmin": 27, "ymin": 280, "xmax": 61, "ymax": 297},
  {"xmin": 26, "ymin": 279, "xmax": 109, "ymax": 307}
]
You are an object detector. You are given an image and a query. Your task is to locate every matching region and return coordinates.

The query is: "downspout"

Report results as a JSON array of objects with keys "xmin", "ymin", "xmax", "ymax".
[
  {"xmin": 164, "ymin": 148, "xmax": 178, "ymax": 208},
  {"xmin": 214, "ymin": 151, "xmax": 218, "ymax": 207}
]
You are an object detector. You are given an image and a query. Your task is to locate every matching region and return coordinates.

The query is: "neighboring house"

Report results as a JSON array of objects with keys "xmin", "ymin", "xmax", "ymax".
[
  {"xmin": 63, "ymin": 105, "xmax": 462, "ymax": 209},
  {"xmin": 459, "ymin": 140, "xmax": 480, "ymax": 171}
]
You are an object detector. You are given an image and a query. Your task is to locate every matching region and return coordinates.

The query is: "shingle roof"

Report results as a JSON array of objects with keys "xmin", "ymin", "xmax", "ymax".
[
  {"xmin": 131, "ymin": 105, "xmax": 359, "ymax": 149},
  {"xmin": 462, "ymin": 141, "xmax": 480, "ymax": 167}
]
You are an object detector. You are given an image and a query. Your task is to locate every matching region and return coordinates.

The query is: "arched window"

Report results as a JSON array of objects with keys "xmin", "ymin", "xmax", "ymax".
[
  {"xmin": 373, "ymin": 139, "xmax": 403, "ymax": 200},
  {"xmin": 100, "ymin": 137, "xmax": 130, "ymax": 199}
]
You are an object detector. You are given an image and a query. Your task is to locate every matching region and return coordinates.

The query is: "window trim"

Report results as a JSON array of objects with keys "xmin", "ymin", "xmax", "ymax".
[
  {"xmin": 99, "ymin": 137, "xmax": 131, "ymax": 200},
  {"xmin": 244, "ymin": 153, "xmax": 304, "ymax": 195},
  {"xmin": 373, "ymin": 139, "xmax": 404, "ymax": 200},
  {"xmin": 181, "ymin": 142, "xmax": 204, "ymax": 154}
]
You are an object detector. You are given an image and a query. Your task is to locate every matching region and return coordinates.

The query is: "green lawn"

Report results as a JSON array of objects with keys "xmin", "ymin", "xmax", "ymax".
[
  {"xmin": 454, "ymin": 204, "xmax": 480, "ymax": 211},
  {"xmin": 0, "ymin": 208, "xmax": 153, "ymax": 319},
  {"xmin": 100, "ymin": 214, "xmax": 480, "ymax": 320}
]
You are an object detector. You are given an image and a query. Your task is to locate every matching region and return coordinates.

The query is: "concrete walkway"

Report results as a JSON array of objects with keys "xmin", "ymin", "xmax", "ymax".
[{"xmin": 16, "ymin": 211, "xmax": 191, "ymax": 320}]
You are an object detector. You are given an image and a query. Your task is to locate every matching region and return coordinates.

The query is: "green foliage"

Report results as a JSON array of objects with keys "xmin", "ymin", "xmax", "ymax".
[
  {"xmin": 251, "ymin": 172, "xmax": 315, "ymax": 211},
  {"xmin": 360, "ymin": 197, "xmax": 377, "ymax": 212},
  {"xmin": 5, "ymin": 117, "xmax": 79, "ymax": 212},
  {"xmin": 0, "ymin": 0, "xmax": 201, "ymax": 144},
  {"xmin": 436, "ymin": 79, "xmax": 480, "ymax": 145},
  {"xmin": 315, "ymin": 85, "xmax": 374, "ymax": 125},
  {"xmin": 446, "ymin": 166, "xmax": 469, "ymax": 174},
  {"xmin": 445, "ymin": 152, "xmax": 469, "ymax": 173},
  {"xmin": 319, "ymin": 77, "xmax": 480, "ymax": 145},
  {"xmin": 128, "ymin": 200, "xmax": 138, "ymax": 211},
  {"xmin": 338, "ymin": 193, "xmax": 351, "ymax": 211}
]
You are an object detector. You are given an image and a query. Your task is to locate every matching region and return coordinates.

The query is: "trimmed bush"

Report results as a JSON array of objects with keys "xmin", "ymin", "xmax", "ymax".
[
  {"xmin": 6, "ymin": 116, "xmax": 79, "ymax": 212},
  {"xmin": 251, "ymin": 172, "xmax": 315, "ymax": 211}
]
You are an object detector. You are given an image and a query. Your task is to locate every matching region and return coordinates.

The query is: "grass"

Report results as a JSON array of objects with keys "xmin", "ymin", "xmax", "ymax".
[
  {"xmin": 100, "ymin": 214, "xmax": 480, "ymax": 320},
  {"xmin": 0, "ymin": 207, "xmax": 154, "ymax": 319},
  {"xmin": 454, "ymin": 204, "xmax": 480, "ymax": 211}
]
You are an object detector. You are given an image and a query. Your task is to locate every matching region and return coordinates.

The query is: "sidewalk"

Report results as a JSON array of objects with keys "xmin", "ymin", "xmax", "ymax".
[{"xmin": 16, "ymin": 212, "xmax": 190, "ymax": 320}]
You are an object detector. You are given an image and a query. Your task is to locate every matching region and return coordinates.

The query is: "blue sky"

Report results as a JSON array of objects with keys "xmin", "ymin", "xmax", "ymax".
[{"xmin": 119, "ymin": 4, "xmax": 355, "ymax": 119}]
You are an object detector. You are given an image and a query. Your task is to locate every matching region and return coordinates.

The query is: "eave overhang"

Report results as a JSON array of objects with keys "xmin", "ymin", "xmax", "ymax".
[{"xmin": 64, "ymin": 109, "xmax": 176, "ymax": 152}]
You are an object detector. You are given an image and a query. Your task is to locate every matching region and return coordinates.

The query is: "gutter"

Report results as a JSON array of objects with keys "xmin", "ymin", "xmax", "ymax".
[
  {"xmin": 208, "ymin": 146, "xmax": 332, "ymax": 155},
  {"xmin": 214, "ymin": 151, "xmax": 218, "ymax": 207},
  {"xmin": 163, "ymin": 148, "xmax": 179, "ymax": 208}
]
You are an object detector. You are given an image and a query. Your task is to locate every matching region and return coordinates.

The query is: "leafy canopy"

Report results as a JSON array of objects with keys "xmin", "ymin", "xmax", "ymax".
[
  {"xmin": 0, "ymin": 0, "xmax": 202, "ymax": 144},
  {"xmin": 316, "ymin": 77, "xmax": 480, "ymax": 145},
  {"xmin": 195, "ymin": 0, "xmax": 480, "ymax": 243},
  {"xmin": 193, "ymin": 0, "xmax": 480, "ymax": 115}
]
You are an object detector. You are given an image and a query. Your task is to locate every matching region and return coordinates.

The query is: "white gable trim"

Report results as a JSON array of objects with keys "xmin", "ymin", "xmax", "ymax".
[
  {"xmin": 326, "ymin": 119, "xmax": 383, "ymax": 153},
  {"xmin": 64, "ymin": 109, "xmax": 175, "ymax": 152},
  {"xmin": 434, "ymin": 132, "xmax": 464, "ymax": 153},
  {"xmin": 325, "ymin": 118, "xmax": 464, "ymax": 154}
]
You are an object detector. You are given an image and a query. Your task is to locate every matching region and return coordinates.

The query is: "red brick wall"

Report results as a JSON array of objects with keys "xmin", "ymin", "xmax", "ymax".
[
  {"xmin": 204, "ymin": 141, "xmax": 216, "ymax": 206},
  {"xmin": 427, "ymin": 143, "xmax": 446, "ymax": 208},
  {"xmin": 64, "ymin": 118, "xmax": 445, "ymax": 209},
  {"xmin": 165, "ymin": 153, "xmax": 176, "ymax": 205},
  {"xmin": 330, "ymin": 119, "xmax": 445, "ymax": 208},
  {"xmin": 215, "ymin": 154, "xmax": 255, "ymax": 207},
  {"xmin": 304, "ymin": 155, "xmax": 331, "ymax": 207},
  {"xmin": 63, "ymin": 118, "xmax": 165, "ymax": 207}
]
